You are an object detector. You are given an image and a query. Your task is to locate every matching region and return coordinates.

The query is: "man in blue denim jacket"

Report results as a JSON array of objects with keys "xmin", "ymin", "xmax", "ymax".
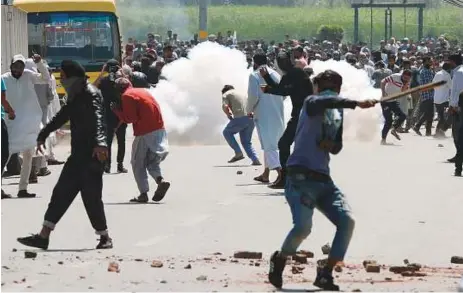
[{"xmin": 268, "ymin": 70, "xmax": 376, "ymax": 291}]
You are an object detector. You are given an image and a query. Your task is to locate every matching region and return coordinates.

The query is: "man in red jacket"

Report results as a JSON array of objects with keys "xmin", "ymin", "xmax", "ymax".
[{"xmin": 113, "ymin": 78, "xmax": 170, "ymax": 203}]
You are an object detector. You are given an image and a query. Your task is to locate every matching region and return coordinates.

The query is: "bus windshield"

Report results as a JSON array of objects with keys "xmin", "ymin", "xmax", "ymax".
[{"xmin": 28, "ymin": 12, "xmax": 120, "ymax": 71}]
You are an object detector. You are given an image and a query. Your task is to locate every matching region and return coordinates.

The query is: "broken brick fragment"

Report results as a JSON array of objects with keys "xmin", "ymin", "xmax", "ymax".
[
  {"xmin": 150, "ymin": 260, "xmax": 164, "ymax": 268},
  {"xmin": 233, "ymin": 251, "xmax": 262, "ymax": 260},
  {"xmin": 366, "ymin": 264, "xmax": 381, "ymax": 273},
  {"xmin": 107, "ymin": 262, "xmax": 120, "ymax": 273},
  {"xmin": 451, "ymin": 256, "xmax": 463, "ymax": 264},
  {"xmin": 298, "ymin": 250, "xmax": 314, "ymax": 258}
]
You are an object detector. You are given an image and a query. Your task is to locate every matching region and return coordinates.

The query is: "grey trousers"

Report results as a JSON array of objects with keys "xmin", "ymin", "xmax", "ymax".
[{"xmin": 131, "ymin": 129, "xmax": 169, "ymax": 194}]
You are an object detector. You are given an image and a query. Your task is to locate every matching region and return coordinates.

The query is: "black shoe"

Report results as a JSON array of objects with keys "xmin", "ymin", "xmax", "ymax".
[
  {"xmin": 412, "ymin": 127, "xmax": 422, "ymax": 136},
  {"xmin": 228, "ymin": 154, "xmax": 245, "ymax": 163},
  {"xmin": 47, "ymin": 159, "xmax": 65, "ymax": 165},
  {"xmin": 104, "ymin": 165, "xmax": 111, "ymax": 174},
  {"xmin": 17, "ymin": 190, "xmax": 36, "ymax": 198},
  {"xmin": 455, "ymin": 170, "xmax": 462, "ymax": 177},
  {"xmin": 117, "ymin": 164, "xmax": 128, "ymax": 173},
  {"xmin": 2, "ymin": 170, "xmax": 20, "ymax": 178},
  {"xmin": 29, "ymin": 174, "xmax": 38, "ymax": 184},
  {"xmin": 96, "ymin": 236, "xmax": 113, "ymax": 249},
  {"xmin": 152, "ymin": 181, "xmax": 170, "ymax": 202},
  {"xmin": 37, "ymin": 167, "xmax": 51, "ymax": 177},
  {"xmin": 17, "ymin": 234, "xmax": 49, "ymax": 250},
  {"xmin": 268, "ymin": 251, "xmax": 286, "ymax": 289},
  {"xmin": 251, "ymin": 160, "xmax": 262, "ymax": 166},
  {"xmin": 390, "ymin": 128, "xmax": 401, "ymax": 140},
  {"xmin": 448, "ymin": 157, "xmax": 456, "ymax": 163},
  {"xmin": 268, "ymin": 179, "xmax": 285, "ymax": 190},
  {"xmin": 313, "ymin": 267, "xmax": 340, "ymax": 291},
  {"xmin": 129, "ymin": 193, "xmax": 149, "ymax": 203},
  {"xmin": 1, "ymin": 189, "xmax": 12, "ymax": 199}
]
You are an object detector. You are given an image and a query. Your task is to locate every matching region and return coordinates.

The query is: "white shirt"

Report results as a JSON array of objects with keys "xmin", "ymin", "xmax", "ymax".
[
  {"xmin": 383, "ymin": 73, "xmax": 404, "ymax": 96},
  {"xmin": 450, "ymin": 65, "xmax": 463, "ymax": 108},
  {"xmin": 432, "ymin": 69, "xmax": 451, "ymax": 104}
]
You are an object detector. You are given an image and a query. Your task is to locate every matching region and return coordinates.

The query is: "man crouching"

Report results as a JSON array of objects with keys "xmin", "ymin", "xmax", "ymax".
[{"xmin": 112, "ymin": 78, "xmax": 170, "ymax": 203}]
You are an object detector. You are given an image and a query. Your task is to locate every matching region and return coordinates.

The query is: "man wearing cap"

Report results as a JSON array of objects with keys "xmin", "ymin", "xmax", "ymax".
[
  {"xmin": 17, "ymin": 59, "xmax": 113, "ymax": 250},
  {"xmin": 1, "ymin": 54, "xmax": 50, "ymax": 198},
  {"xmin": 112, "ymin": 78, "xmax": 171, "ymax": 203},
  {"xmin": 94, "ymin": 59, "xmax": 128, "ymax": 174}
]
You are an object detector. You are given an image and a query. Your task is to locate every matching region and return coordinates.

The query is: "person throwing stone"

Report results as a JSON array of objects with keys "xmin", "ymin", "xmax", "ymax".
[
  {"xmin": 267, "ymin": 70, "xmax": 376, "ymax": 291},
  {"xmin": 112, "ymin": 78, "xmax": 170, "ymax": 203}
]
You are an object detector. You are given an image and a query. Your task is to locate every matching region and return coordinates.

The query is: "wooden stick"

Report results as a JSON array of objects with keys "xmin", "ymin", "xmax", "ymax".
[{"xmin": 379, "ymin": 80, "xmax": 447, "ymax": 103}]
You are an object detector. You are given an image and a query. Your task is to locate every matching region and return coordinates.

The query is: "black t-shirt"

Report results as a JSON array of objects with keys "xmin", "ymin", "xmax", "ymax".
[
  {"xmin": 98, "ymin": 76, "xmax": 119, "ymax": 124},
  {"xmin": 131, "ymin": 71, "xmax": 150, "ymax": 88}
]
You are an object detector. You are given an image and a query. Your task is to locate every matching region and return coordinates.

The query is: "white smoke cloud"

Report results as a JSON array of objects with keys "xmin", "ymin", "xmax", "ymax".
[{"xmin": 150, "ymin": 41, "xmax": 382, "ymax": 146}]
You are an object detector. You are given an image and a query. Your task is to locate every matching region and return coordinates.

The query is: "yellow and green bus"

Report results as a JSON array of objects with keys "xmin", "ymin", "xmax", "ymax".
[{"xmin": 14, "ymin": 0, "xmax": 122, "ymax": 96}]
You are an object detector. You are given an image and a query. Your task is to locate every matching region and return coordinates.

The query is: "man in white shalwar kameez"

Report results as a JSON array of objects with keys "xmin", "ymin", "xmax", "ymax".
[
  {"xmin": 247, "ymin": 53, "xmax": 285, "ymax": 184},
  {"xmin": 1, "ymin": 54, "xmax": 50, "ymax": 198}
]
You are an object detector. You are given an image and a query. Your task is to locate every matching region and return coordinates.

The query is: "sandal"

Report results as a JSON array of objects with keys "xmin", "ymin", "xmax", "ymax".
[
  {"xmin": 152, "ymin": 182, "xmax": 170, "ymax": 202},
  {"xmin": 129, "ymin": 193, "xmax": 148, "ymax": 203},
  {"xmin": 253, "ymin": 175, "xmax": 270, "ymax": 183}
]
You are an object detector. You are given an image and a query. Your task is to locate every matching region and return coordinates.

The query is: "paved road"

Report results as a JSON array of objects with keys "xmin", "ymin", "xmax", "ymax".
[{"xmin": 2, "ymin": 130, "xmax": 463, "ymax": 291}]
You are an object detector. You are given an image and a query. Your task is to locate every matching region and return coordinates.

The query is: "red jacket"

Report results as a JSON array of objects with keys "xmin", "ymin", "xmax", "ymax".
[{"xmin": 113, "ymin": 88, "xmax": 164, "ymax": 136}]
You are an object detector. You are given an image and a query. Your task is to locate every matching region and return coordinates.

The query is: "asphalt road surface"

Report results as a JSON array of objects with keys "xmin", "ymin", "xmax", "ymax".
[{"xmin": 2, "ymin": 130, "xmax": 463, "ymax": 292}]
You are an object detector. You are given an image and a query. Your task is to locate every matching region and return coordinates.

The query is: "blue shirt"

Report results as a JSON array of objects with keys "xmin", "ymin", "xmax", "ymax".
[
  {"xmin": 286, "ymin": 91, "xmax": 357, "ymax": 175},
  {"xmin": 1, "ymin": 78, "xmax": 5, "ymax": 120},
  {"xmin": 418, "ymin": 67, "xmax": 435, "ymax": 100}
]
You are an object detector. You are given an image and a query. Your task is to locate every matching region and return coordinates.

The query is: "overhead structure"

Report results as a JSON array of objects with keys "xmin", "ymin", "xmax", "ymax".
[{"xmin": 350, "ymin": 0, "xmax": 426, "ymax": 44}]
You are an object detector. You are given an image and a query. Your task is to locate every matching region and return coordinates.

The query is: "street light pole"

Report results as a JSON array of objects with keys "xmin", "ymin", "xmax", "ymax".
[{"xmin": 199, "ymin": 0, "xmax": 208, "ymax": 42}]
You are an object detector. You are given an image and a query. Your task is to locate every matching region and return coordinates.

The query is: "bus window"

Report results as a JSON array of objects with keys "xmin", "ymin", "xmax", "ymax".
[{"xmin": 27, "ymin": 12, "xmax": 120, "ymax": 72}]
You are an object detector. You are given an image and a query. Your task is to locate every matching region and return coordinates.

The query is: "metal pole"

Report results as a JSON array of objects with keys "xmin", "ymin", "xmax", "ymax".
[
  {"xmin": 418, "ymin": 7, "xmax": 423, "ymax": 41},
  {"xmin": 370, "ymin": 0, "xmax": 373, "ymax": 49},
  {"xmin": 403, "ymin": 0, "xmax": 407, "ymax": 38},
  {"xmin": 199, "ymin": 0, "xmax": 208, "ymax": 42},
  {"xmin": 354, "ymin": 7, "xmax": 359, "ymax": 44}
]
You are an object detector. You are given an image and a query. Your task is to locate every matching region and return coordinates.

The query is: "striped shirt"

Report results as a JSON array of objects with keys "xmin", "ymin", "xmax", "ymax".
[{"xmin": 418, "ymin": 68, "xmax": 435, "ymax": 100}]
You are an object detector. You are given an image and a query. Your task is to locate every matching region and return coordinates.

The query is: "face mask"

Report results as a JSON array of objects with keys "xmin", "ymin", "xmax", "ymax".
[{"xmin": 61, "ymin": 77, "xmax": 80, "ymax": 92}]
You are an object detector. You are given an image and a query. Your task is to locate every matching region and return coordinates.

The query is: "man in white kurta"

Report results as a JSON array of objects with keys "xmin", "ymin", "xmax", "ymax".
[
  {"xmin": 247, "ymin": 53, "xmax": 285, "ymax": 183},
  {"xmin": 1, "ymin": 54, "xmax": 50, "ymax": 198}
]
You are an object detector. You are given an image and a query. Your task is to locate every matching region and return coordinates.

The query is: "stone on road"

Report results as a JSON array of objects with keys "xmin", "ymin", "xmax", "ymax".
[{"xmin": 1, "ymin": 133, "xmax": 463, "ymax": 291}]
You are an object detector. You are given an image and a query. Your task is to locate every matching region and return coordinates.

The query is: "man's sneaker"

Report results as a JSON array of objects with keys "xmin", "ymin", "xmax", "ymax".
[
  {"xmin": 313, "ymin": 267, "xmax": 340, "ymax": 291},
  {"xmin": 96, "ymin": 236, "xmax": 113, "ymax": 249},
  {"xmin": 268, "ymin": 251, "xmax": 286, "ymax": 289},
  {"xmin": 455, "ymin": 170, "xmax": 462, "ymax": 177},
  {"xmin": 17, "ymin": 190, "xmax": 36, "ymax": 198},
  {"xmin": 251, "ymin": 160, "xmax": 262, "ymax": 166},
  {"xmin": 117, "ymin": 164, "xmax": 128, "ymax": 173},
  {"xmin": 17, "ymin": 234, "xmax": 49, "ymax": 250}
]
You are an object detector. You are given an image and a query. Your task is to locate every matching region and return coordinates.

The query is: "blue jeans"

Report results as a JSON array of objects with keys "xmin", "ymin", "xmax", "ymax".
[
  {"xmin": 281, "ymin": 172, "xmax": 355, "ymax": 261},
  {"xmin": 222, "ymin": 116, "xmax": 258, "ymax": 162}
]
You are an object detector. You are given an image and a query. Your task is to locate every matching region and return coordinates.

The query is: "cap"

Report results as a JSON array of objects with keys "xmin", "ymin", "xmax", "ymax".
[{"xmin": 12, "ymin": 54, "xmax": 26, "ymax": 65}]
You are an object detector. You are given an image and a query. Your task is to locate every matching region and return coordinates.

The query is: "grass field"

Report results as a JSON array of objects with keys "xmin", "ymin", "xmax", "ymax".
[{"xmin": 118, "ymin": 4, "xmax": 463, "ymax": 45}]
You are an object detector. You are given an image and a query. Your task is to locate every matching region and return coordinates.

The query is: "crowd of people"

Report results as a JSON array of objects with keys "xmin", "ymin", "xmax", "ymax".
[{"xmin": 1, "ymin": 29, "xmax": 462, "ymax": 291}]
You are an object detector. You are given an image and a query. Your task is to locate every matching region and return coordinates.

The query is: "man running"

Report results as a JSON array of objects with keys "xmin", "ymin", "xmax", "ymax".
[{"xmin": 380, "ymin": 70, "xmax": 411, "ymax": 144}]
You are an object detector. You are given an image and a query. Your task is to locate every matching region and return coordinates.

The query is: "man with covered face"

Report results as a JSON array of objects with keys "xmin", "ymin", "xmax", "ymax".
[
  {"xmin": 17, "ymin": 60, "xmax": 112, "ymax": 250},
  {"xmin": 1, "ymin": 54, "xmax": 50, "ymax": 198},
  {"xmin": 259, "ymin": 50, "xmax": 314, "ymax": 189}
]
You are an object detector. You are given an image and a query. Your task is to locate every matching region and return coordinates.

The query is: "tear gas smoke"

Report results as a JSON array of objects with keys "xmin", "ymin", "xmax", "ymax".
[{"xmin": 150, "ymin": 42, "xmax": 382, "ymax": 146}]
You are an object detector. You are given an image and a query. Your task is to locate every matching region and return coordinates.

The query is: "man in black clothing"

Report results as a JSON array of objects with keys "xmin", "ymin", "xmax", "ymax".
[
  {"xmin": 121, "ymin": 65, "xmax": 150, "ymax": 88},
  {"xmin": 141, "ymin": 55, "xmax": 164, "ymax": 85},
  {"xmin": 17, "ymin": 60, "xmax": 113, "ymax": 250},
  {"xmin": 260, "ymin": 51, "xmax": 314, "ymax": 189},
  {"xmin": 94, "ymin": 59, "xmax": 128, "ymax": 174},
  {"xmin": 455, "ymin": 91, "xmax": 463, "ymax": 176}
]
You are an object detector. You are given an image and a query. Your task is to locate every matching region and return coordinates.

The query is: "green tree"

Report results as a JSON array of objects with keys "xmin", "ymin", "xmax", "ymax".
[{"xmin": 317, "ymin": 25, "xmax": 344, "ymax": 41}]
